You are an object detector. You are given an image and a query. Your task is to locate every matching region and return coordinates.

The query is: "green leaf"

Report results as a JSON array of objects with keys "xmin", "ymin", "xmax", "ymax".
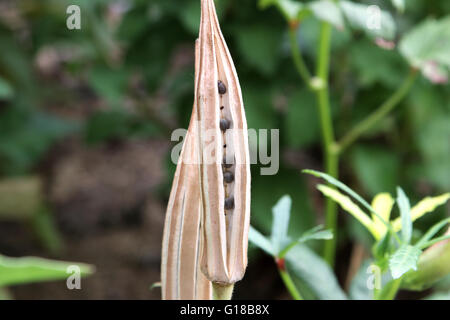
[
  {"xmin": 297, "ymin": 225, "xmax": 333, "ymax": 243},
  {"xmin": 391, "ymin": 0, "xmax": 405, "ymax": 12},
  {"xmin": 259, "ymin": 0, "xmax": 304, "ymax": 22},
  {"xmin": 339, "ymin": 1, "xmax": 396, "ymax": 40},
  {"xmin": 415, "ymin": 217, "xmax": 450, "ymax": 249},
  {"xmin": 251, "ymin": 168, "xmax": 314, "ymax": 238},
  {"xmin": 373, "ymin": 231, "xmax": 392, "ymax": 261},
  {"xmin": 279, "ymin": 225, "xmax": 333, "ymax": 258},
  {"xmin": 392, "ymin": 193, "xmax": 450, "ymax": 232},
  {"xmin": 400, "ymin": 17, "xmax": 450, "ymax": 69},
  {"xmin": 389, "ymin": 245, "xmax": 422, "ymax": 279},
  {"xmin": 352, "ymin": 145, "xmax": 400, "ymax": 195},
  {"xmin": 397, "ymin": 187, "xmax": 412, "ymax": 244},
  {"xmin": 249, "ymin": 225, "xmax": 275, "ymax": 256},
  {"xmin": 285, "ymin": 89, "xmax": 319, "ymax": 148},
  {"xmin": 0, "ymin": 111, "xmax": 78, "ymax": 175},
  {"xmin": 234, "ymin": 24, "xmax": 282, "ymax": 75},
  {"xmin": 286, "ymin": 245, "xmax": 347, "ymax": 299},
  {"xmin": 178, "ymin": 0, "xmax": 201, "ymax": 35},
  {"xmin": 316, "ymin": 184, "xmax": 375, "ymax": 236},
  {"xmin": 308, "ymin": 0, "xmax": 344, "ymax": 29},
  {"xmin": 271, "ymin": 195, "xmax": 292, "ymax": 254},
  {"xmin": 402, "ymin": 240, "xmax": 450, "ymax": 291},
  {"xmin": 349, "ymin": 260, "xmax": 374, "ymax": 300},
  {"xmin": 0, "ymin": 255, "xmax": 94, "ymax": 287},
  {"xmin": 88, "ymin": 66, "xmax": 128, "ymax": 108},
  {"xmin": 0, "ymin": 77, "xmax": 13, "ymax": 99},
  {"xmin": 424, "ymin": 291, "xmax": 450, "ymax": 300},
  {"xmin": 349, "ymin": 39, "xmax": 406, "ymax": 89},
  {"xmin": 303, "ymin": 170, "xmax": 394, "ymax": 238}
]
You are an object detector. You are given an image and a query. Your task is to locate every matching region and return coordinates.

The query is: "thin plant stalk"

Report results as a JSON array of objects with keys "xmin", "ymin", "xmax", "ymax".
[
  {"xmin": 288, "ymin": 20, "xmax": 418, "ymax": 267},
  {"xmin": 376, "ymin": 278, "xmax": 402, "ymax": 300},
  {"xmin": 337, "ymin": 69, "xmax": 418, "ymax": 152},
  {"xmin": 288, "ymin": 24, "xmax": 312, "ymax": 89},
  {"xmin": 314, "ymin": 22, "xmax": 339, "ymax": 266},
  {"xmin": 277, "ymin": 259, "xmax": 304, "ymax": 300}
]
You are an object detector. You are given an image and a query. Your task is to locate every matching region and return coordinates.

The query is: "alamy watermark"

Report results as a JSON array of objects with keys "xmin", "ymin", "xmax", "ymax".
[
  {"xmin": 66, "ymin": 265, "xmax": 82, "ymax": 290},
  {"xmin": 366, "ymin": 264, "xmax": 382, "ymax": 290},
  {"xmin": 170, "ymin": 123, "xmax": 279, "ymax": 176},
  {"xmin": 66, "ymin": 5, "xmax": 81, "ymax": 30}
]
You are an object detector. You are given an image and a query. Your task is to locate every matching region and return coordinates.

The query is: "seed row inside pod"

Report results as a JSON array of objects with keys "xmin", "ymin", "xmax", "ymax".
[{"xmin": 218, "ymin": 80, "xmax": 235, "ymax": 215}]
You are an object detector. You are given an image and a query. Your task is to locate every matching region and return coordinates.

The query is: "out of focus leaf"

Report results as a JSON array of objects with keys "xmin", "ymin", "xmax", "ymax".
[
  {"xmin": 242, "ymin": 84, "xmax": 277, "ymax": 131},
  {"xmin": 249, "ymin": 226, "xmax": 275, "ymax": 256},
  {"xmin": 258, "ymin": 0, "xmax": 304, "ymax": 22},
  {"xmin": 271, "ymin": 195, "xmax": 292, "ymax": 253},
  {"xmin": 400, "ymin": 17, "xmax": 450, "ymax": 68},
  {"xmin": 0, "ymin": 255, "xmax": 94, "ymax": 287},
  {"xmin": 88, "ymin": 66, "xmax": 128, "ymax": 108},
  {"xmin": 317, "ymin": 184, "xmax": 376, "ymax": 236},
  {"xmin": 339, "ymin": 1, "xmax": 396, "ymax": 40},
  {"xmin": 0, "ymin": 111, "xmax": 77, "ymax": 175},
  {"xmin": 391, "ymin": 193, "xmax": 450, "ymax": 232},
  {"xmin": 286, "ymin": 244, "xmax": 347, "ymax": 299},
  {"xmin": 424, "ymin": 291, "xmax": 450, "ymax": 300},
  {"xmin": 399, "ymin": 17, "xmax": 450, "ymax": 82},
  {"xmin": 285, "ymin": 89, "xmax": 319, "ymax": 148},
  {"xmin": 251, "ymin": 168, "xmax": 314, "ymax": 238},
  {"xmin": 389, "ymin": 245, "xmax": 421, "ymax": 279},
  {"xmin": 371, "ymin": 193, "xmax": 395, "ymax": 240},
  {"xmin": 352, "ymin": 145, "xmax": 400, "ymax": 195},
  {"xmin": 349, "ymin": 260, "xmax": 373, "ymax": 300},
  {"xmin": 296, "ymin": 225, "xmax": 332, "ymax": 243},
  {"xmin": 234, "ymin": 24, "xmax": 282, "ymax": 75},
  {"xmin": 309, "ymin": 0, "xmax": 344, "ymax": 29},
  {"xmin": 391, "ymin": 0, "xmax": 405, "ymax": 13},
  {"xmin": 0, "ymin": 77, "xmax": 13, "ymax": 99},
  {"xmin": 84, "ymin": 111, "xmax": 160, "ymax": 144},
  {"xmin": 397, "ymin": 187, "xmax": 412, "ymax": 244},
  {"xmin": 349, "ymin": 39, "xmax": 406, "ymax": 88}
]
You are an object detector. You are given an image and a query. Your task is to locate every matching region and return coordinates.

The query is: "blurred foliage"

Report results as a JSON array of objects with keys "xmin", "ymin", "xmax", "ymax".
[
  {"xmin": 0, "ymin": 255, "xmax": 93, "ymax": 287},
  {"xmin": 0, "ymin": 0, "xmax": 448, "ymax": 273}
]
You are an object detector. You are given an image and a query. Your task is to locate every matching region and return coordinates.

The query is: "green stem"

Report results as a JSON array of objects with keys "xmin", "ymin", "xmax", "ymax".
[
  {"xmin": 288, "ymin": 25, "xmax": 312, "ymax": 88},
  {"xmin": 315, "ymin": 22, "xmax": 338, "ymax": 267},
  {"xmin": 212, "ymin": 283, "xmax": 234, "ymax": 300},
  {"xmin": 337, "ymin": 69, "xmax": 418, "ymax": 152},
  {"xmin": 376, "ymin": 278, "xmax": 402, "ymax": 300},
  {"xmin": 278, "ymin": 263, "xmax": 303, "ymax": 300}
]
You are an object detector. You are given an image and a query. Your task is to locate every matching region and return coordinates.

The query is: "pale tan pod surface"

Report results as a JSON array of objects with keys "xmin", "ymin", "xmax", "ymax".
[
  {"xmin": 197, "ymin": 0, "xmax": 251, "ymax": 284},
  {"xmin": 161, "ymin": 41, "xmax": 212, "ymax": 300}
]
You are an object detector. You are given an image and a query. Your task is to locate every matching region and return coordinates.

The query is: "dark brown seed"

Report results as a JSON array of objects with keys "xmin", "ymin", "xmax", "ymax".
[
  {"xmin": 223, "ymin": 144, "xmax": 227, "ymax": 148},
  {"xmin": 223, "ymin": 155, "xmax": 233, "ymax": 168},
  {"xmin": 220, "ymin": 118, "xmax": 230, "ymax": 131},
  {"xmin": 224, "ymin": 196, "xmax": 234, "ymax": 210},
  {"xmin": 223, "ymin": 171, "xmax": 234, "ymax": 183},
  {"xmin": 220, "ymin": 106, "xmax": 224, "ymax": 110},
  {"xmin": 218, "ymin": 80, "xmax": 227, "ymax": 95}
]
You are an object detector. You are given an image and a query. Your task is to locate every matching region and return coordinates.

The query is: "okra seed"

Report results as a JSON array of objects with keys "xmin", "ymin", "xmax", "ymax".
[
  {"xmin": 223, "ymin": 156, "xmax": 233, "ymax": 168},
  {"xmin": 220, "ymin": 118, "xmax": 230, "ymax": 131},
  {"xmin": 223, "ymin": 171, "xmax": 234, "ymax": 183},
  {"xmin": 224, "ymin": 197, "xmax": 234, "ymax": 210},
  {"xmin": 218, "ymin": 80, "xmax": 227, "ymax": 95}
]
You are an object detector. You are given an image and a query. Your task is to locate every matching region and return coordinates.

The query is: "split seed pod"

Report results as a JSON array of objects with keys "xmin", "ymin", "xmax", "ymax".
[
  {"xmin": 161, "ymin": 41, "xmax": 212, "ymax": 300},
  {"xmin": 197, "ymin": 0, "xmax": 251, "ymax": 284},
  {"xmin": 161, "ymin": 0, "xmax": 251, "ymax": 298}
]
